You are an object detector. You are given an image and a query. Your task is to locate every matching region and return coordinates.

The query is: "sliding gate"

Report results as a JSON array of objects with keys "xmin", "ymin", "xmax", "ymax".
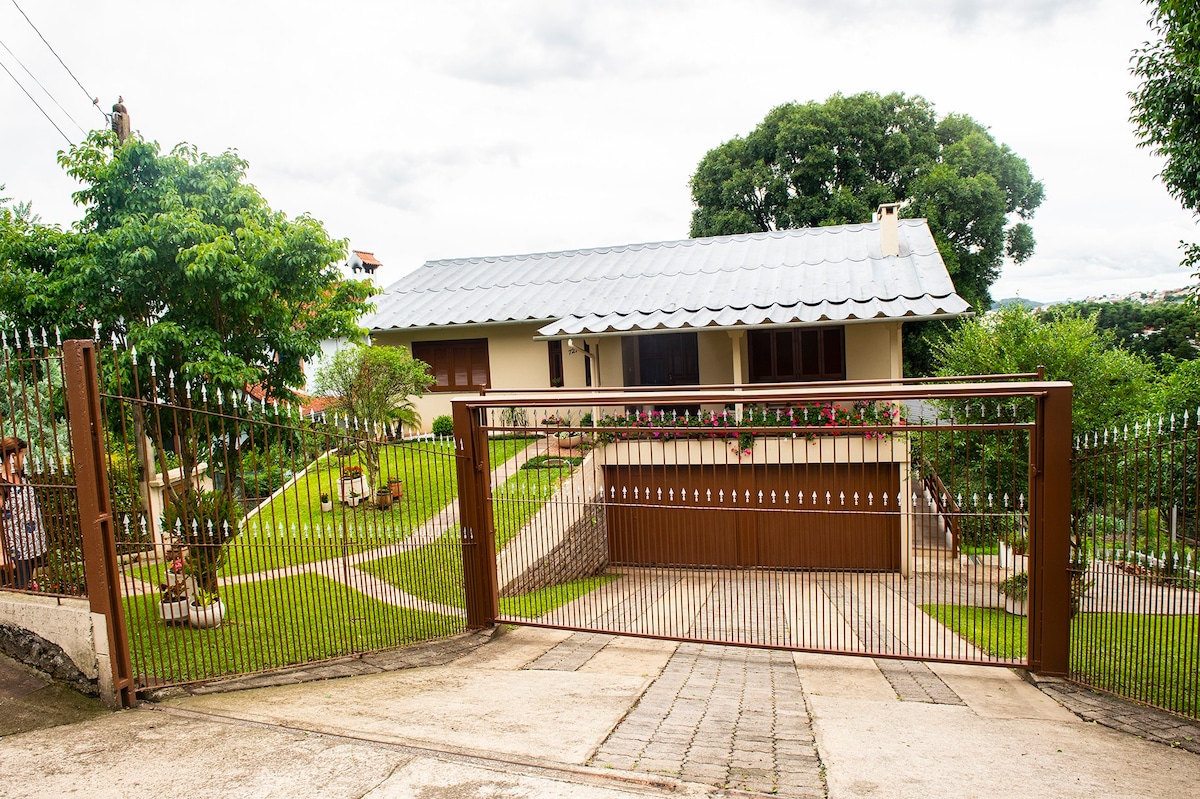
[{"xmin": 454, "ymin": 380, "xmax": 1073, "ymax": 673}]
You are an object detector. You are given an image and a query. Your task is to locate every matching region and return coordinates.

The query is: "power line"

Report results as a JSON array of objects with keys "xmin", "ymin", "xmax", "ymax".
[
  {"xmin": 0, "ymin": 36, "xmax": 86, "ymax": 135},
  {"xmin": 0, "ymin": 58, "xmax": 72, "ymax": 145},
  {"xmin": 9, "ymin": 0, "xmax": 104, "ymax": 119}
]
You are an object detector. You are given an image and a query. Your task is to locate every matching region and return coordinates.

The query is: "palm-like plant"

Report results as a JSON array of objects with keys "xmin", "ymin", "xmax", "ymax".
[{"xmin": 312, "ymin": 344, "xmax": 432, "ymax": 491}]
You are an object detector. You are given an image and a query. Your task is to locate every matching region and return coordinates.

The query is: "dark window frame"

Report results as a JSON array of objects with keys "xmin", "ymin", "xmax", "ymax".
[
  {"xmin": 747, "ymin": 326, "xmax": 846, "ymax": 383},
  {"xmin": 411, "ymin": 338, "xmax": 491, "ymax": 392},
  {"xmin": 548, "ymin": 340, "xmax": 564, "ymax": 387}
]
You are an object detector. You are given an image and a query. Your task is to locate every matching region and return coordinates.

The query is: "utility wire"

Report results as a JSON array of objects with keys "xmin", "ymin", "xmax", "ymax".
[
  {"xmin": 0, "ymin": 36, "xmax": 86, "ymax": 134},
  {"xmin": 0, "ymin": 58, "xmax": 72, "ymax": 145},
  {"xmin": 9, "ymin": 0, "xmax": 105, "ymax": 119}
]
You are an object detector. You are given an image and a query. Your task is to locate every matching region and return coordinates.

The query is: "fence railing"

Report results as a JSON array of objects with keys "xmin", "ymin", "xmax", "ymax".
[
  {"xmin": 91, "ymin": 341, "xmax": 471, "ymax": 690},
  {"xmin": 453, "ymin": 380, "xmax": 1074, "ymax": 672},
  {"xmin": 1072, "ymin": 415, "xmax": 1200, "ymax": 719},
  {"xmin": 0, "ymin": 336, "xmax": 84, "ymax": 596}
]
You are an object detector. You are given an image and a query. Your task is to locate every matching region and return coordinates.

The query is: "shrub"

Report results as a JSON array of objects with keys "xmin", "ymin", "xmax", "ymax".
[{"xmin": 432, "ymin": 415, "xmax": 454, "ymax": 437}]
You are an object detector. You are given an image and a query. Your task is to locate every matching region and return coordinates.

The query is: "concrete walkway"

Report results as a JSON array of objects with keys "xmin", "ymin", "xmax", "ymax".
[{"xmin": 2, "ymin": 626, "xmax": 1197, "ymax": 798}]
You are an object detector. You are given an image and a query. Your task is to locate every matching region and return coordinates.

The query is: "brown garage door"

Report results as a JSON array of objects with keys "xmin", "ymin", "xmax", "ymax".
[{"xmin": 604, "ymin": 462, "xmax": 900, "ymax": 571}]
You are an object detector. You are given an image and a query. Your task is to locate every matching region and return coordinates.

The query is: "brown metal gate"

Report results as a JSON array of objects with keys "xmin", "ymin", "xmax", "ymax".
[
  {"xmin": 605, "ymin": 462, "xmax": 900, "ymax": 570},
  {"xmin": 454, "ymin": 380, "xmax": 1074, "ymax": 674}
]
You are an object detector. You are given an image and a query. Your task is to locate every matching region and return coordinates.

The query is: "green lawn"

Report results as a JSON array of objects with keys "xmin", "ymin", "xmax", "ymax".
[
  {"xmin": 126, "ymin": 438, "xmax": 533, "ymax": 587},
  {"xmin": 124, "ymin": 573, "xmax": 462, "ymax": 685},
  {"xmin": 359, "ymin": 461, "xmax": 617, "ymax": 617},
  {"xmin": 923, "ymin": 605, "xmax": 1028, "ymax": 660},
  {"xmin": 927, "ymin": 605, "xmax": 1199, "ymax": 719}
]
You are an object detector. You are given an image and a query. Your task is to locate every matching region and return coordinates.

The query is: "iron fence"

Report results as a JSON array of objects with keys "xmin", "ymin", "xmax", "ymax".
[
  {"xmin": 454, "ymin": 380, "xmax": 1073, "ymax": 672},
  {"xmin": 1072, "ymin": 416, "xmax": 1200, "ymax": 719},
  {"xmin": 0, "ymin": 334, "xmax": 85, "ymax": 596},
  {"xmin": 91, "ymin": 341, "xmax": 472, "ymax": 689}
]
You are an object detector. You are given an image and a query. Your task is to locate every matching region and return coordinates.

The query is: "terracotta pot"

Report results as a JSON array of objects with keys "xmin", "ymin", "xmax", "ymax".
[
  {"xmin": 376, "ymin": 489, "xmax": 393, "ymax": 509},
  {"xmin": 388, "ymin": 480, "xmax": 404, "ymax": 501}
]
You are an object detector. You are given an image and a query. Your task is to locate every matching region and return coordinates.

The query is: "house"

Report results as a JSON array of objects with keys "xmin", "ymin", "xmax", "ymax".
[
  {"xmin": 363, "ymin": 203, "xmax": 970, "ymax": 426},
  {"xmin": 348, "ymin": 250, "xmax": 383, "ymax": 275}
]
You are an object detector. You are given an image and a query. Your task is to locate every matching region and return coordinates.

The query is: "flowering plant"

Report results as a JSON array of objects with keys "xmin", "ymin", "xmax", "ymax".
[
  {"xmin": 541, "ymin": 413, "xmax": 567, "ymax": 426},
  {"xmin": 341, "ymin": 465, "xmax": 363, "ymax": 479},
  {"xmin": 591, "ymin": 402, "xmax": 905, "ymax": 451}
]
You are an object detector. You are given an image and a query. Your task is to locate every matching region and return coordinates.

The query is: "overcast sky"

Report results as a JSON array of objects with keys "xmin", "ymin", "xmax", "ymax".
[{"xmin": 1, "ymin": 0, "xmax": 1195, "ymax": 303}]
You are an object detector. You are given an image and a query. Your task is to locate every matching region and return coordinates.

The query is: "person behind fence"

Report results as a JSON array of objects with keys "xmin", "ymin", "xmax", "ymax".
[{"xmin": 0, "ymin": 437, "xmax": 48, "ymax": 589}]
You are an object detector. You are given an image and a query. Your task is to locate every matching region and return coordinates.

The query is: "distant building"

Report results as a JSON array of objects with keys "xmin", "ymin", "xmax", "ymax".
[{"xmin": 349, "ymin": 250, "xmax": 383, "ymax": 275}]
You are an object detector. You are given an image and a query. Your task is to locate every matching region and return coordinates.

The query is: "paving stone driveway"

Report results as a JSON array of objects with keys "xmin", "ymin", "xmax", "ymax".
[{"xmin": 529, "ymin": 635, "xmax": 825, "ymax": 797}]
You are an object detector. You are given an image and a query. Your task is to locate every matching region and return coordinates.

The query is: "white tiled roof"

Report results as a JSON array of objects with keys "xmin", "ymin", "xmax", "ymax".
[{"xmin": 363, "ymin": 219, "xmax": 970, "ymax": 336}]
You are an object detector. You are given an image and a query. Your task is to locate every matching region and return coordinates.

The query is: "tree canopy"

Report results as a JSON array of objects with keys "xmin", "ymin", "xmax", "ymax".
[
  {"xmin": 312, "ymin": 343, "xmax": 432, "ymax": 490},
  {"xmin": 1130, "ymin": 0, "xmax": 1200, "ymax": 289},
  {"xmin": 0, "ymin": 130, "xmax": 375, "ymax": 400},
  {"xmin": 1043, "ymin": 300, "xmax": 1200, "ymax": 368},
  {"xmin": 933, "ymin": 305, "xmax": 1155, "ymax": 434},
  {"xmin": 688, "ymin": 92, "xmax": 1044, "ymax": 314},
  {"xmin": 0, "ymin": 130, "xmax": 378, "ymax": 519}
]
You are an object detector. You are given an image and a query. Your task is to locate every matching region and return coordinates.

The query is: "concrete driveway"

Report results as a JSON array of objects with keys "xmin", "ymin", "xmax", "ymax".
[{"xmin": 1, "ymin": 626, "xmax": 1197, "ymax": 798}]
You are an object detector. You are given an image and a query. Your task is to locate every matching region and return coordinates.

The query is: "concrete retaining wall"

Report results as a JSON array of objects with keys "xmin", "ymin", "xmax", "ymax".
[
  {"xmin": 496, "ymin": 454, "xmax": 609, "ymax": 597},
  {"xmin": 0, "ymin": 592, "xmax": 112, "ymax": 701}
]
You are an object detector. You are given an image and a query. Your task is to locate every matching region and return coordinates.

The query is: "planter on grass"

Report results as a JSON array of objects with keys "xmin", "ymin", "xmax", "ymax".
[
  {"xmin": 388, "ymin": 478, "xmax": 404, "ymax": 501},
  {"xmin": 376, "ymin": 487, "xmax": 393, "ymax": 510},
  {"xmin": 189, "ymin": 600, "xmax": 226, "ymax": 629},
  {"xmin": 159, "ymin": 598, "xmax": 189, "ymax": 624},
  {"xmin": 339, "ymin": 475, "xmax": 368, "ymax": 505}
]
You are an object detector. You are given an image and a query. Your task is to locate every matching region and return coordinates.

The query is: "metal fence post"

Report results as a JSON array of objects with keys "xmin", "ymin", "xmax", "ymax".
[
  {"xmin": 453, "ymin": 400, "xmax": 497, "ymax": 628},
  {"xmin": 63, "ymin": 340, "xmax": 136, "ymax": 707},
  {"xmin": 1030, "ymin": 381, "xmax": 1072, "ymax": 675}
]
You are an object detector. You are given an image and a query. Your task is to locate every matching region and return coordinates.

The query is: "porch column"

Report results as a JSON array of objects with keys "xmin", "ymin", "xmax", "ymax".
[{"xmin": 729, "ymin": 330, "xmax": 745, "ymax": 416}]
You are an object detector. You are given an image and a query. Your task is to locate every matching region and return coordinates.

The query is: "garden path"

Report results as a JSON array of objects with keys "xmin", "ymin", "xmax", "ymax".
[{"xmin": 171, "ymin": 440, "xmax": 549, "ymax": 613}]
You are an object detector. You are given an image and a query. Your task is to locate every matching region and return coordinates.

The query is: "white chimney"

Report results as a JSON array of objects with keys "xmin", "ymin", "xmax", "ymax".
[{"xmin": 877, "ymin": 202, "xmax": 900, "ymax": 257}]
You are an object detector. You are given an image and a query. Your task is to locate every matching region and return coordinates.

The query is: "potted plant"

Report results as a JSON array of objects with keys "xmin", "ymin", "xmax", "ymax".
[
  {"xmin": 319, "ymin": 492, "xmax": 333, "ymax": 512},
  {"xmin": 387, "ymin": 475, "xmax": 404, "ymax": 501},
  {"xmin": 163, "ymin": 489, "xmax": 237, "ymax": 626},
  {"xmin": 999, "ymin": 520, "xmax": 1029, "ymax": 571},
  {"xmin": 158, "ymin": 553, "xmax": 189, "ymax": 624},
  {"xmin": 188, "ymin": 586, "xmax": 226, "ymax": 629},
  {"xmin": 376, "ymin": 486, "xmax": 393, "ymax": 509},
  {"xmin": 339, "ymin": 465, "xmax": 368, "ymax": 504},
  {"xmin": 998, "ymin": 571, "xmax": 1028, "ymax": 616},
  {"xmin": 552, "ymin": 430, "xmax": 585, "ymax": 451}
]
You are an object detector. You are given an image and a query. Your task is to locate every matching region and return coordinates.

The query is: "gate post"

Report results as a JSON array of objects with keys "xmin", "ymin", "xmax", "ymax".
[
  {"xmin": 63, "ymin": 340, "xmax": 136, "ymax": 707},
  {"xmin": 1030, "ymin": 381, "xmax": 1072, "ymax": 675},
  {"xmin": 453, "ymin": 400, "xmax": 497, "ymax": 628}
]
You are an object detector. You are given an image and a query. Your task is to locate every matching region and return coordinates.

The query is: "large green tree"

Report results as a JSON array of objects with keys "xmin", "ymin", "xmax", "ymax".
[
  {"xmin": 1130, "ymin": 0, "xmax": 1200, "ymax": 290},
  {"xmin": 689, "ymin": 92, "xmax": 1044, "ymax": 371},
  {"xmin": 0, "ymin": 130, "xmax": 376, "ymax": 514}
]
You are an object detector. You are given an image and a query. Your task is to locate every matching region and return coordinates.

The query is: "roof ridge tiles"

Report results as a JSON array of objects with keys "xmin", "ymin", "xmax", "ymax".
[{"xmin": 422, "ymin": 218, "xmax": 931, "ymax": 267}]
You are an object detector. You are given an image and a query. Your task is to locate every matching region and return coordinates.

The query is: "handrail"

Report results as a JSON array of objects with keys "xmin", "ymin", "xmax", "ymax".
[
  {"xmin": 478, "ymin": 372, "xmax": 1046, "ymax": 396},
  {"xmin": 467, "ymin": 380, "xmax": 1067, "ymax": 410},
  {"xmin": 923, "ymin": 466, "xmax": 962, "ymax": 556}
]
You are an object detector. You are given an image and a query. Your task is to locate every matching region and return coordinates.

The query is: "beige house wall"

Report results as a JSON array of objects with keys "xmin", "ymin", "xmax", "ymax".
[
  {"xmin": 845, "ymin": 322, "xmax": 903, "ymax": 381},
  {"xmin": 374, "ymin": 320, "xmax": 905, "ymax": 430}
]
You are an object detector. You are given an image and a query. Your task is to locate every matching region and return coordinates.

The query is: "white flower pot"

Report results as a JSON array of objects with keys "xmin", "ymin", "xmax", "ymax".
[
  {"xmin": 189, "ymin": 600, "xmax": 226, "ymax": 629},
  {"xmin": 1003, "ymin": 595, "xmax": 1028, "ymax": 617},
  {"xmin": 339, "ymin": 476, "xmax": 368, "ymax": 504},
  {"xmin": 999, "ymin": 542, "xmax": 1029, "ymax": 571},
  {"xmin": 159, "ymin": 598, "xmax": 190, "ymax": 624},
  {"xmin": 320, "ymin": 500, "xmax": 334, "ymax": 512}
]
